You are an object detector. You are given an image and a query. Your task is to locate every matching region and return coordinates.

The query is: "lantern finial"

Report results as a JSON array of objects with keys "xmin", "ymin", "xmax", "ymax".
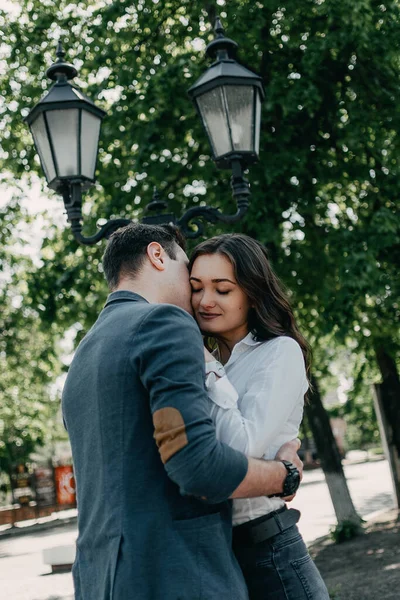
[
  {"xmin": 206, "ymin": 16, "xmax": 238, "ymax": 60},
  {"xmin": 46, "ymin": 40, "xmax": 78, "ymax": 82},
  {"xmin": 55, "ymin": 41, "xmax": 66, "ymax": 62},
  {"xmin": 214, "ymin": 16, "xmax": 225, "ymax": 37}
]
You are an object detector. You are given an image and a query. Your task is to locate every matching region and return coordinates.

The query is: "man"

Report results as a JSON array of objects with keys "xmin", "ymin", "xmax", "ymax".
[{"xmin": 62, "ymin": 223, "xmax": 302, "ymax": 600}]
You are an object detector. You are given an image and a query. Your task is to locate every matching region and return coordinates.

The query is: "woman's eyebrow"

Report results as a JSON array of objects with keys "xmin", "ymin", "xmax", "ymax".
[
  {"xmin": 211, "ymin": 278, "xmax": 236, "ymax": 284},
  {"xmin": 189, "ymin": 276, "xmax": 236, "ymax": 284}
]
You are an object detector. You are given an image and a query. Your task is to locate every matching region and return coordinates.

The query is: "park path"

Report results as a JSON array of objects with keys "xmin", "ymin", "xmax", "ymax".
[
  {"xmin": 0, "ymin": 459, "xmax": 395, "ymax": 600},
  {"xmin": 293, "ymin": 458, "xmax": 395, "ymax": 543}
]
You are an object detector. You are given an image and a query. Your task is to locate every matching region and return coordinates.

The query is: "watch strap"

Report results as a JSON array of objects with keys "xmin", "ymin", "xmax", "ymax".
[{"xmin": 276, "ymin": 460, "xmax": 300, "ymax": 497}]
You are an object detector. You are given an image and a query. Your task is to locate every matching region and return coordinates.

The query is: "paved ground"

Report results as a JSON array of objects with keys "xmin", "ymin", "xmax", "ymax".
[
  {"xmin": 0, "ymin": 458, "xmax": 395, "ymax": 600},
  {"xmin": 292, "ymin": 458, "xmax": 395, "ymax": 543},
  {"xmin": 311, "ymin": 508, "xmax": 400, "ymax": 600},
  {"xmin": 0, "ymin": 525, "xmax": 75, "ymax": 600}
]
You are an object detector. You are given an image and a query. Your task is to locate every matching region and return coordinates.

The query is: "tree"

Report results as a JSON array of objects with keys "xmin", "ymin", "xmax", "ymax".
[
  {"xmin": 1, "ymin": 0, "xmax": 399, "ymax": 517},
  {"xmin": 0, "ymin": 198, "xmax": 63, "ymax": 477},
  {"xmin": 306, "ymin": 377, "xmax": 361, "ymax": 525}
]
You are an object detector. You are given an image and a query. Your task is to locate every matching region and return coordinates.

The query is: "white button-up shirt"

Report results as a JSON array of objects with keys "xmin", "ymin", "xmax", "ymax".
[{"xmin": 205, "ymin": 333, "xmax": 308, "ymax": 526}]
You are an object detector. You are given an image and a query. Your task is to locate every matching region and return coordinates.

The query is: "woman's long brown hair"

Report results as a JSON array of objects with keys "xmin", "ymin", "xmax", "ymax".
[{"xmin": 189, "ymin": 233, "xmax": 312, "ymax": 380}]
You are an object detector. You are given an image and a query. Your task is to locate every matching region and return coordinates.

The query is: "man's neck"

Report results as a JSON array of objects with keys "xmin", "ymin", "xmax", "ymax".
[{"xmin": 115, "ymin": 278, "xmax": 160, "ymax": 304}]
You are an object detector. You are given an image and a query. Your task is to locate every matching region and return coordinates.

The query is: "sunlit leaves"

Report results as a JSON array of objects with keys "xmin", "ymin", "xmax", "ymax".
[{"xmin": 0, "ymin": 0, "xmax": 399, "ymax": 461}]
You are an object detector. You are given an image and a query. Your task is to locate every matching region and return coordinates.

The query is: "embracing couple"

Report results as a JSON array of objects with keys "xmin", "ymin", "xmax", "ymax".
[{"xmin": 62, "ymin": 223, "xmax": 329, "ymax": 600}]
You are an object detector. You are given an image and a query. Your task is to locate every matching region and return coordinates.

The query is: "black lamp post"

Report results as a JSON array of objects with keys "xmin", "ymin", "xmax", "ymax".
[
  {"xmin": 26, "ymin": 17, "xmax": 264, "ymax": 243},
  {"xmin": 187, "ymin": 16, "xmax": 264, "ymax": 197},
  {"xmin": 25, "ymin": 42, "xmax": 130, "ymax": 245}
]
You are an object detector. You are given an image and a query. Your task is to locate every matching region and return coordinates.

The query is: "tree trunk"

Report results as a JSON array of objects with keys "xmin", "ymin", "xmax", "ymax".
[
  {"xmin": 305, "ymin": 376, "xmax": 362, "ymax": 525},
  {"xmin": 300, "ymin": 416, "xmax": 314, "ymax": 466},
  {"xmin": 374, "ymin": 345, "xmax": 400, "ymax": 455},
  {"xmin": 373, "ymin": 344, "xmax": 400, "ymax": 507}
]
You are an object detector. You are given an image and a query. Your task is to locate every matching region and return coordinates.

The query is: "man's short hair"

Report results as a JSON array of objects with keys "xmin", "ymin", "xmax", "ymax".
[{"xmin": 102, "ymin": 223, "xmax": 186, "ymax": 290}]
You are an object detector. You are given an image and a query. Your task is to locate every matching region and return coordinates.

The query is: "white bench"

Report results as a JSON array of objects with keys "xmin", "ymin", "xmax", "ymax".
[{"xmin": 42, "ymin": 544, "xmax": 76, "ymax": 573}]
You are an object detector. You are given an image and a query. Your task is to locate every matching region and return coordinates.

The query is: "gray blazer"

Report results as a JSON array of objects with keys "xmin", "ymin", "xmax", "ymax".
[{"xmin": 62, "ymin": 291, "xmax": 249, "ymax": 599}]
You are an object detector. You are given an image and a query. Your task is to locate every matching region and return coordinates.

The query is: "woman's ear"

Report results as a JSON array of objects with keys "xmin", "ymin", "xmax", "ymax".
[{"xmin": 147, "ymin": 242, "xmax": 166, "ymax": 271}]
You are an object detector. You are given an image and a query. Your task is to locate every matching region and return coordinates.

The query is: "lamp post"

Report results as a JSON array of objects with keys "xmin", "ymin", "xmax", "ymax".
[{"xmin": 26, "ymin": 17, "xmax": 264, "ymax": 243}]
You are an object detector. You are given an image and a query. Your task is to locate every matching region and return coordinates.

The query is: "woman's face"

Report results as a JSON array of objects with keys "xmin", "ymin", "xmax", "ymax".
[{"xmin": 190, "ymin": 253, "xmax": 251, "ymax": 342}]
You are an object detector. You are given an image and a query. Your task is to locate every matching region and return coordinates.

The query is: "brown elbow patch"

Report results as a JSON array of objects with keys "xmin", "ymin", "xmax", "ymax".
[{"xmin": 153, "ymin": 407, "xmax": 188, "ymax": 464}]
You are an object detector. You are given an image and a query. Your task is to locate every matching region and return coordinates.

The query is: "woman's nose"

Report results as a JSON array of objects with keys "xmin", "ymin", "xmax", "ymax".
[{"xmin": 199, "ymin": 291, "xmax": 216, "ymax": 308}]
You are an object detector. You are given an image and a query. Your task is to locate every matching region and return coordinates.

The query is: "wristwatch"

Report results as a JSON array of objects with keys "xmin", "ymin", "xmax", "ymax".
[{"xmin": 276, "ymin": 460, "xmax": 301, "ymax": 497}]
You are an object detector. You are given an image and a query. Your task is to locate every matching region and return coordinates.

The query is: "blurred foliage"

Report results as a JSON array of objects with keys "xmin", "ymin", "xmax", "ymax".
[
  {"xmin": 322, "ymin": 347, "xmax": 380, "ymax": 449},
  {"xmin": 0, "ymin": 201, "xmax": 63, "ymax": 475},
  {"xmin": 329, "ymin": 518, "xmax": 365, "ymax": 544},
  {"xmin": 0, "ymin": 0, "xmax": 399, "ymax": 464}
]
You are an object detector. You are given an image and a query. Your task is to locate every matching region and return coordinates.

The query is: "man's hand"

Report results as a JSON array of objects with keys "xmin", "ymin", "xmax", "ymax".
[
  {"xmin": 275, "ymin": 438, "xmax": 303, "ymax": 476},
  {"xmin": 275, "ymin": 438, "xmax": 303, "ymax": 502}
]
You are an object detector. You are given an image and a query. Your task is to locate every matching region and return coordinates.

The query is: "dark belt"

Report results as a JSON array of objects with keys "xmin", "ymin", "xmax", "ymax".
[{"xmin": 232, "ymin": 506, "xmax": 301, "ymax": 545}]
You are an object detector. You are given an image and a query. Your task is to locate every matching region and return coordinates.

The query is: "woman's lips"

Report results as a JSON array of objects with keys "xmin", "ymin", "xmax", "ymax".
[{"xmin": 198, "ymin": 313, "xmax": 221, "ymax": 320}]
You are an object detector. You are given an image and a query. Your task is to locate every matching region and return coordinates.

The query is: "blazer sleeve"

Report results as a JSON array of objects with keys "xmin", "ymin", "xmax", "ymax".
[{"xmin": 133, "ymin": 304, "xmax": 248, "ymax": 504}]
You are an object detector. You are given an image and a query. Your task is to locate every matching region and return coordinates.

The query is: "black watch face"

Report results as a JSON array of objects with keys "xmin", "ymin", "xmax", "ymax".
[{"xmin": 284, "ymin": 470, "xmax": 300, "ymax": 495}]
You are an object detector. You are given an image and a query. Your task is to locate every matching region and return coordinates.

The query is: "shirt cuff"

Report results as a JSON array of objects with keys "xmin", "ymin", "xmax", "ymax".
[
  {"xmin": 205, "ymin": 359, "xmax": 225, "ymax": 377},
  {"xmin": 206, "ymin": 375, "xmax": 239, "ymax": 409}
]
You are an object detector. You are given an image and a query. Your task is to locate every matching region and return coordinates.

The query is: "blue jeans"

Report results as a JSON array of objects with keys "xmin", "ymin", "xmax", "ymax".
[{"xmin": 233, "ymin": 524, "xmax": 330, "ymax": 600}]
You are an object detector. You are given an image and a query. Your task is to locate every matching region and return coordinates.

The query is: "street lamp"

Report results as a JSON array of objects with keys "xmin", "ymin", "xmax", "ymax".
[
  {"xmin": 26, "ymin": 17, "xmax": 264, "ymax": 243},
  {"xmin": 180, "ymin": 16, "xmax": 265, "ymax": 236},
  {"xmin": 25, "ymin": 42, "xmax": 130, "ymax": 245},
  {"xmin": 188, "ymin": 17, "xmax": 264, "ymax": 170}
]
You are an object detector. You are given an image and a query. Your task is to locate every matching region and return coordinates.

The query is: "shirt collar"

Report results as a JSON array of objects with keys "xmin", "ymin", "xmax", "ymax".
[
  {"xmin": 104, "ymin": 290, "xmax": 148, "ymax": 307},
  {"xmin": 231, "ymin": 332, "xmax": 262, "ymax": 354},
  {"xmin": 240, "ymin": 332, "xmax": 262, "ymax": 346}
]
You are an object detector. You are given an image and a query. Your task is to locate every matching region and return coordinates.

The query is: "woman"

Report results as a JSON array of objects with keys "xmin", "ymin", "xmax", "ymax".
[{"xmin": 189, "ymin": 233, "xmax": 329, "ymax": 600}]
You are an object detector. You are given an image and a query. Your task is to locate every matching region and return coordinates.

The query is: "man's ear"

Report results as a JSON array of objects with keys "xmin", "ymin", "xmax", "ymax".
[{"xmin": 147, "ymin": 242, "xmax": 166, "ymax": 271}]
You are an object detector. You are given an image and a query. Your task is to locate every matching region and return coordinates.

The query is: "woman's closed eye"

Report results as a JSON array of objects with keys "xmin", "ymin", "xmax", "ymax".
[{"xmin": 190, "ymin": 287, "xmax": 231, "ymax": 295}]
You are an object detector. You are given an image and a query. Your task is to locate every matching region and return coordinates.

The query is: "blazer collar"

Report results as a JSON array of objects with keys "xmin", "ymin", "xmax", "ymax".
[{"xmin": 105, "ymin": 290, "xmax": 149, "ymax": 307}]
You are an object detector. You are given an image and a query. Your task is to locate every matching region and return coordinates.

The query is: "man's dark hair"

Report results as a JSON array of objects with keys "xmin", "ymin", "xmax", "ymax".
[{"xmin": 102, "ymin": 223, "xmax": 186, "ymax": 290}]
